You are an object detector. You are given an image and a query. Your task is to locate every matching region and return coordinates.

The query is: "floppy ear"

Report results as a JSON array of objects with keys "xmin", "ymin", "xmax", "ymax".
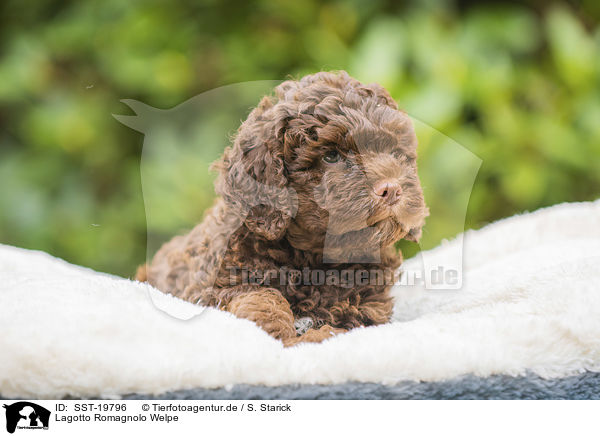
[{"xmin": 213, "ymin": 96, "xmax": 296, "ymax": 241}]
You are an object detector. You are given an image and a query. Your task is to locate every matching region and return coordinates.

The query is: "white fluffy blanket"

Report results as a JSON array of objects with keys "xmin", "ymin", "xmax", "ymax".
[{"xmin": 1, "ymin": 200, "xmax": 599, "ymax": 399}]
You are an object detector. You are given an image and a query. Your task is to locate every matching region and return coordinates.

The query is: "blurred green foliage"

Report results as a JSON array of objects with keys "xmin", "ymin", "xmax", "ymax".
[{"xmin": 0, "ymin": 0, "xmax": 599, "ymax": 276}]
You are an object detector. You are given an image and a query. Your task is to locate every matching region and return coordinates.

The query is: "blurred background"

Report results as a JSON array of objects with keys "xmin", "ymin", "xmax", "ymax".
[{"xmin": 0, "ymin": 0, "xmax": 599, "ymax": 277}]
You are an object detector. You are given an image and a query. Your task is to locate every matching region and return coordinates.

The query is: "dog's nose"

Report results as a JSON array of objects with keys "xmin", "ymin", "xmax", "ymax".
[{"xmin": 373, "ymin": 180, "xmax": 402, "ymax": 205}]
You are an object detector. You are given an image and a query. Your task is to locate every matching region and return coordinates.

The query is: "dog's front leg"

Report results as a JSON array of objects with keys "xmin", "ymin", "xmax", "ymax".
[
  {"xmin": 226, "ymin": 288, "xmax": 297, "ymax": 341},
  {"xmin": 225, "ymin": 289, "xmax": 348, "ymax": 346}
]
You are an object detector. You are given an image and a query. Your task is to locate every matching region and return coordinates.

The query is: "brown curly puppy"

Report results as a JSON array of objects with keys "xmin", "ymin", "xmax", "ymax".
[{"xmin": 137, "ymin": 71, "xmax": 428, "ymax": 346}]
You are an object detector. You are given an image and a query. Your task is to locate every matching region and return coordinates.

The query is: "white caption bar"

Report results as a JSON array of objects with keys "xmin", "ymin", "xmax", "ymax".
[{"xmin": 0, "ymin": 399, "xmax": 595, "ymax": 436}]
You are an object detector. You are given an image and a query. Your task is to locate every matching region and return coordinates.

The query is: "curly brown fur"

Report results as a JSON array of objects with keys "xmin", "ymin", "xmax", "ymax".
[{"xmin": 137, "ymin": 71, "xmax": 428, "ymax": 346}]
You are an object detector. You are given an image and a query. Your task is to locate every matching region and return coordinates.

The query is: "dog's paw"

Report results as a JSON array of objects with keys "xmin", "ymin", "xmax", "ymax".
[
  {"xmin": 294, "ymin": 317, "xmax": 314, "ymax": 335},
  {"xmin": 283, "ymin": 325, "xmax": 347, "ymax": 347},
  {"xmin": 227, "ymin": 289, "xmax": 296, "ymax": 340}
]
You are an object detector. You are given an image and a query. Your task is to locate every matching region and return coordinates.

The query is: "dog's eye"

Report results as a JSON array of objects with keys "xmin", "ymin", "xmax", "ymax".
[{"xmin": 322, "ymin": 150, "xmax": 341, "ymax": 164}]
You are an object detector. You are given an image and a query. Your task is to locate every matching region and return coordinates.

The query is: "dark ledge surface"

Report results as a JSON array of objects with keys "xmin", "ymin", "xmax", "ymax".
[
  {"xmin": 3, "ymin": 372, "xmax": 598, "ymax": 400},
  {"xmin": 123, "ymin": 372, "xmax": 600, "ymax": 400}
]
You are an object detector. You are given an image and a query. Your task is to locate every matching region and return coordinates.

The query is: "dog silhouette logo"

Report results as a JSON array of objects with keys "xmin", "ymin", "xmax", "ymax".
[{"xmin": 2, "ymin": 402, "xmax": 50, "ymax": 434}]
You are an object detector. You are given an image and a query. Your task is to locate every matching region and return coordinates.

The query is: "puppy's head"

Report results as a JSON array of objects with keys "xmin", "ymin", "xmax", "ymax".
[{"xmin": 214, "ymin": 71, "xmax": 428, "ymax": 251}]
